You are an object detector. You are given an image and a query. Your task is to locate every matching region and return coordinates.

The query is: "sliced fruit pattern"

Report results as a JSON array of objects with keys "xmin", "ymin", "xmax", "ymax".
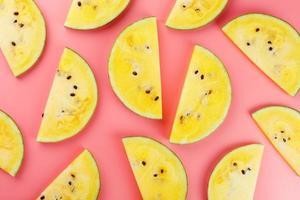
[
  {"xmin": 109, "ymin": 17, "xmax": 162, "ymax": 119},
  {"xmin": 37, "ymin": 150, "xmax": 100, "ymax": 200},
  {"xmin": 65, "ymin": 0, "xmax": 130, "ymax": 30},
  {"xmin": 37, "ymin": 48, "xmax": 98, "ymax": 142},
  {"xmin": 123, "ymin": 137, "xmax": 187, "ymax": 200},
  {"xmin": 223, "ymin": 13, "xmax": 300, "ymax": 96},
  {"xmin": 170, "ymin": 45, "xmax": 231, "ymax": 144},
  {"xmin": 208, "ymin": 144, "xmax": 264, "ymax": 200},
  {"xmin": 253, "ymin": 106, "xmax": 300, "ymax": 176},
  {"xmin": 0, "ymin": 0, "xmax": 46, "ymax": 76},
  {"xmin": 0, "ymin": 110, "xmax": 24, "ymax": 176},
  {"xmin": 166, "ymin": 0, "xmax": 228, "ymax": 30}
]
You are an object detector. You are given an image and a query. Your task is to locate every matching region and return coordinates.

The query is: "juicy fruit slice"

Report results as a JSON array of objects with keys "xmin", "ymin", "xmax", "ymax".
[
  {"xmin": 65, "ymin": 0, "xmax": 130, "ymax": 30},
  {"xmin": 37, "ymin": 48, "xmax": 98, "ymax": 142},
  {"xmin": 0, "ymin": 111, "xmax": 23, "ymax": 176},
  {"xmin": 208, "ymin": 144, "xmax": 264, "ymax": 200},
  {"xmin": 109, "ymin": 17, "xmax": 162, "ymax": 119},
  {"xmin": 166, "ymin": 0, "xmax": 228, "ymax": 30},
  {"xmin": 223, "ymin": 14, "xmax": 300, "ymax": 96},
  {"xmin": 252, "ymin": 106, "xmax": 300, "ymax": 176},
  {"xmin": 123, "ymin": 137, "xmax": 187, "ymax": 200},
  {"xmin": 37, "ymin": 150, "xmax": 100, "ymax": 200},
  {"xmin": 170, "ymin": 45, "xmax": 231, "ymax": 144},
  {"xmin": 0, "ymin": 0, "xmax": 46, "ymax": 76}
]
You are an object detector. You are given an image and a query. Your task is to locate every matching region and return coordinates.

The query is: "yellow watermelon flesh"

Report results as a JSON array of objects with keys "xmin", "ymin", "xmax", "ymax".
[
  {"xmin": 253, "ymin": 106, "xmax": 300, "ymax": 176},
  {"xmin": 223, "ymin": 13, "xmax": 300, "ymax": 96},
  {"xmin": 170, "ymin": 45, "xmax": 231, "ymax": 144},
  {"xmin": 0, "ymin": 110, "xmax": 24, "ymax": 176},
  {"xmin": 65, "ymin": 0, "xmax": 130, "ymax": 30},
  {"xmin": 123, "ymin": 136, "xmax": 187, "ymax": 200},
  {"xmin": 37, "ymin": 48, "xmax": 98, "ymax": 142},
  {"xmin": 0, "ymin": 0, "xmax": 46, "ymax": 76},
  {"xmin": 166, "ymin": 0, "xmax": 228, "ymax": 29},
  {"xmin": 37, "ymin": 150, "xmax": 100, "ymax": 200},
  {"xmin": 109, "ymin": 17, "xmax": 162, "ymax": 119},
  {"xmin": 208, "ymin": 144, "xmax": 264, "ymax": 200}
]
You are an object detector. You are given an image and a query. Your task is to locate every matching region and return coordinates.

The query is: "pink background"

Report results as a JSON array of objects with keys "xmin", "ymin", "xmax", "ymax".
[{"xmin": 0, "ymin": 0, "xmax": 300, "ymax": 199}]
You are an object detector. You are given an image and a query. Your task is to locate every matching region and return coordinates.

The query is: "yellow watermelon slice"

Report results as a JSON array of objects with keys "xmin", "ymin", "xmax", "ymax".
[
  {"xmin": 0, "ymin": 110, "xmax": 23, "ymax": 176},
  {"xmin": 123, "ymin": 136, "xmax": 187, "ymax": 200},
  {"xmin": 252, "ymin": 106, "xmax": 300, "ymax": 176},
  {"xmin": 208, "ymin": 144, "xmax": 264, "ymax": 200},
  {"xmin": 65, "ymin": 0, "xmax": 130, "ymax": 30},
  {"xmin": 37, "ymin": 150, "xmax": 100, "ymax": 200},
  {"xmin": 109, "ymin": 17, "xmax": 162, "ymax": 119},
  {"xmin": 0, "ymin": 0, "xmax": 46, "ymax": 76},
  {"xmin": 223, "ymin": 14, "xmax": 300, "ymax": 96},
  {"xmin": 37, "ymin": 48, "xmax": 98, "ymax": 142},
  {"xmin": 166, "ymin": 0, "xmax": 228, "ymax": 30},
  {"xmin": 170, "ymin": 45, "xmax": 231, "ymax": 144}
]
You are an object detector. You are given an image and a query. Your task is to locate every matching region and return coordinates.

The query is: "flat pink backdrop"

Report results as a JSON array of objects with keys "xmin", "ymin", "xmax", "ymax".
[{"xmin": 0, "ymin": 0, "xmax": 300, "ymax": 199}]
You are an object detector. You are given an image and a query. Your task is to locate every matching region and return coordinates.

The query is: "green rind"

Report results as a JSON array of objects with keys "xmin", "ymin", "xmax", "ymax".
[
  {"xmin": 170, "ymin": 45, "xmax": 232, "ymax": 144},
  {"xmin": 166, "ymin": 0, "xmax": 228, "ymax": 30},
  {"xmin": 108, "ymin": 17, "xmax": 162, "ymax": 120},
  {"xmin": 208, "ymin": 144, "xmax": 264, "ymax": 200},
  {"xmin": 0, "ymin": 110, "xmax": 24, "ymax": 176},
  {"xmin": 37, "ymin": 47, "xmax": 98, "ymax": 143},
  {"xmin": 222, "ymin": 13, "xmax": 300, "ymax": 96},
  {"xmin": 14, "ymin": 0, "xmax": 46, "ymax": 77},
  {"xmin": 252, "ymin": 105, "xmax": 300, "ymax": 176},
  {"xmin": 122, "ymin": 136, "xmax": 188, "ymax": 200},
  {"xmin": 64, "ymin": 0, "xmax": 130, "ymax": 30}
]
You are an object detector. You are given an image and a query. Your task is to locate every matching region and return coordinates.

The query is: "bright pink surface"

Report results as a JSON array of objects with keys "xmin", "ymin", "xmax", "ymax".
[{"xmin": 0, "ymin": 0, "xmax": 300, "ymax": 199}]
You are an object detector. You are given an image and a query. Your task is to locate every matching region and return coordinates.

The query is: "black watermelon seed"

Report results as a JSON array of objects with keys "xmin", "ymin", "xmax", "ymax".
[
  {"xmin": 283, "ymin": 138, "xmax": 287, "ymax": 143},
  {"xmin": 142, "ymin": 161, "xmax": 146, "ymax": 166},
  {"xmin": 145, "ymin": 90, "xmax": 151, "ymax": 94},
  {"xmin": 288, "ymin": 137, "xmax": 291, "ymax": 140},
  {"xmin": 145, "ymin": 45, "xmax": 150, "ymax": 49},
  {"xmin": 160, "ymin": 169, "xmax": 164, "ymax": 173},
  {"xmin": 233, "ymin": 162, "xmax": 237, "ymax": 166},
  {"xmin": 71, "ymin": 174, "xmax": 75, "ymax": 178},
  {"xmin": 61, "ymin": 110, "xmax": 65, "ymax": 113},
  {"xmin": 42, "ymin": 113, "xmax": 44, "ymax": 118},
  {"xmin": 11, "ymin": 41, "xmax": 16, "ymax": 46},
  {"xmin": 153, "ymin": 174, "xmax": 158, "ymax": 177},
  {"xmin": 208, "ymin": 90, "xmax": 212, "ymax": 95},
  {"xmin": 14, "ymin": 12, "xmax": 19, "ymax": 16},
  {"xmin": 70, "ymin": 93, "xmax": 76, "ymax": 97},
  {"xmin": 268, "ymin": 41, "xmax": 272, "ymax": 44},
  {"xmin": 281, "ymin": 130, "xmax": 285, "ymax": 133},
  {"xmin": 195, "ymin": 8, "xmax": 200, "ymax": 12},
  {"xmin": 180, "ymin": 115, "xmax": 184, "ymax": 120},
  {"xmin": 194, "ymin": 70, "xmax": 199, "ymax": 75},
  {"xmin": 154, "ymin": 96, "xmax": 159, "ymax": 101},
  {"xmin": 132, "ymin": 71, "xmax": 138, "ymax": 76},
  {"xmin": 274, "ymin": 136, "xmax": 277, "ymax": 139},
  {"xmin": 68, "ymin": 181, "xmax": 72, "ymax": 186},
  {"xmin": 241, "ymin": 170, "xmax": 246, "ymax": 175},
  {"xmin": 255, "ymin": 28, "xmax": 260, "ymax": 32},
  {"xmin": 67, "ymin": 75, "xmax": 72, "ymax": 80},
  {"xmin": 77, "ymin": 1, "xmax": 82, "ymax": 6},
  {"xmin": 247, "ymin": 42, "xmax": 250, "ymax": 46},
  {"xmin": 74, "ymin": 85, "xmax": 78, "ymax": 90},
  {"xmin": 19, "ymin": 23, "xmax": 24, "ymax": 28},
  {"xmin": 200, "ymin": 74, "xmax": 204, "ymax": 80},
  {"xmin": 182, "ymin": 5, "xmax": 186, "ymax": 8},
  {"xmin": 13, "ymin": 19, "xmax": 17, "ymax": 23},
  {"xmin": 269, "ymin": 47, "xmax": 273, "ymax": 51},
  {"xmin": 247, "ymin": 168, "xmax": 251, "ymax": 171},
  {"xmin": 40, "ymin": 196, "xmax": 45, "ymax": 200}
]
